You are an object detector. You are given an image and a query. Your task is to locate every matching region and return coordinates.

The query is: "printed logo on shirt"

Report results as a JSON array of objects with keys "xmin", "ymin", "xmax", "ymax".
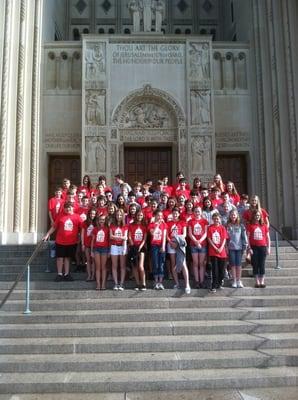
[
  {"xmin": 115, "ymin": 227, "xmax": 122, "ymax": 239},
  {"xmin": 87, "ymin": 224, "xmax": 94, "ymax": 237},
  {"xmin": 212, "ymin": 230, "xmax": 221, "ymax": 245},
  {"xmin": 171, "ymin": 224, "xmax": 179, "ymax": 237},
  {"xmin": 80, "ymin": 213, "xmax": 87, "ymax": 221},
  {"xmin": 253, "ymin": 227, "xmax": 263, "ymax": 241},
  {"xmin": 96, "ymin": 230, "xmax": 105, "ymax": 243},
  {"xmin": 153, "ymin": 227, "xmax": 162, "ymax": 241},
  {"xmin": 194, "ymin": 223, "xmax": 202, "ymax": 235},
  {"xmin": 64, "ymin": 219, "xmax": 73, "ymax": 232},
  {"xmin": 134, "ymin": 228, "xmax": 143, "ymax": 242}
]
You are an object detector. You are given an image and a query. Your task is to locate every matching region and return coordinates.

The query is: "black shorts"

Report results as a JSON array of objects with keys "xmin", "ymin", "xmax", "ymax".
[{"xmin": 55, "ymin": 243, "xmax": 77, "ymax": 258}]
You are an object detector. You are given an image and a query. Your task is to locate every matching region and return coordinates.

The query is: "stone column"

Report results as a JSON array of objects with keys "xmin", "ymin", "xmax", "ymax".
[
  {"xmin": 0, "ymin": 0, "xmax": 43, "ymax": 244},
  {"xmin": 251, "ymin": 0, "xmax": 298, "ymax": 237}
]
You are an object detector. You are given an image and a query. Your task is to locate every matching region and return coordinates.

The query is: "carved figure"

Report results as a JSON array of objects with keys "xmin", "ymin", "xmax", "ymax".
[
  {"xmin": 189, "ymin": 43, "xmax": 210, "ymax": 81},
  {"xmin": 85, "ymin": 137, "xmax": 106, "ymax": 172},
  {"xmin": 124, "ymin": 103, "xmax": 170, "ymax": 128},
  {"xmin": 142, "ymin": 0, "xmax": 154, "ymax": 32},
  {"xmin": 85, "ymin": 92, "xmax": 105, "ymax": 126},
  {"xmin": 154, "ymin": 0, "xmax": 165, "ymax": 32},
  {"xmin": 85, "ymin": 44, "xmax": 105, "ymax": 80},
  {"xmin": 198, "ymin": 91, "xmax": 211, "ymax": 124},
  {"xmin": 128, "ymin": 0, "xmax": 141, "ymax": 32},
  {"xmin": 191, "ymin": 136, "xmax": 212, "ymax": 172}
]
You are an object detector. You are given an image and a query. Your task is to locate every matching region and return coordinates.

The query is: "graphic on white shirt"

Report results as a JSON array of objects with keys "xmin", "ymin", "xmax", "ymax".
[
  {"xmin": 87, "ymin": 224, "xmax": 94, "ymax": 237},
  {"xmin": 194, "ymin": 223, "xmax": 202, "ymax": 236},
  {"xmin": 253, "ymin": 227, "xmax": 263, "ymax": 241},
  {"xmin": 212, "ymin": 230, "xmax": 221, "ymax": 245},
  {"xmin": 96, "ymin": 229, "xmax": 105, "ymax": 243},
  {"xmin": 134, "ymin": 228, "xmax": 143, "ymax": 242},
  {"xmin": 153, "ymin": 227, "xmax": 162, "ymax": 241},
  {"xmin": 171, "ymin": 224, "xmax": 179, "ymax": 237},
  {"xmin": 64, "ymin": 219, "xmax": 73, "ymax": 232}
]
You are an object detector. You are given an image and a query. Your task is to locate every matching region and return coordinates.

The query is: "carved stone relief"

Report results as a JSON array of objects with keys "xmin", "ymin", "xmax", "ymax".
[
  {"xmin": 216, "ymin": 131, "xmax": 250, "ymax": 150},
  {"xmin": 122, "ymin": 103, "xmax": 171, "ymax": 129},
  {"xmin": 191, "ymin": 135, "xmax": 213, "ymax": 172},
  {"xmin": 111, "ymin": 129, "xmax": 118, "ymax": 139},
  {"xmin": 85, "ymin": 42, "xmax": 106, "ymax": 81},
  {"xmin": 188, "ymin": 42, "xmax": 210, "ymax": 87},
  {"xmin": 191, "ymin": 90, "xmax": 211, "ymax": 125},
  {"xmin": 85, "ymin": 136, "xmax": 106, "ymax": 172},
  {"xmin": 85, "ymin": 90, "xmax": 106, "ymax": 126}
]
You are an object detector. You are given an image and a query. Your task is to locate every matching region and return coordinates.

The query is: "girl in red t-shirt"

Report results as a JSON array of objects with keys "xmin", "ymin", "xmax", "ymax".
[
  {"xmin": 91, "ymin": 214, "xmax": 110, "ymax": 290},
  {"xmin": 246, "ymin": 209, "xmax": 271, "ymax": 288},
  {"xmin": 81, "ymin": 208, "xmax": 97, "ymax": 282},
  {"xmin": 128, "ymin": 210, "xmax": 148, "ymax": 290},
  {"xmin": 188, "ymin": 206, "xmax": 208, "ymax": 288},
  {"xmin": 226, "ymin": 181, "xmax": 240, "ymax": 206},
  {"xmin": 126, "ymin": 203, "xmax": 138, "ymax": 225},
  {"xmin": 242, "ymin": 195, "xmax": 269, "ymax": 227},
  {"xmin": 109, "ymin": 209, "xmax": 128, "ymax": 290},
  {"xmin": 163, "ymin": 197, "xmax": 176, "ymax": 222},
  {"xmin": 207, "ymin": 213, "xmax": 228, "ymax": 292}
]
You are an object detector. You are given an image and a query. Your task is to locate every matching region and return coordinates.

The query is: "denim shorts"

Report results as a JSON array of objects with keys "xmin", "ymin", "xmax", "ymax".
[
  {"xmin": 228, "ymin": 249, "xmax": 243, "ymax": 267},
  {"xmin": 167, "ymin": 243, "xmax": 176, "ymax": 254},
  {"xmin": 190, "ymin": 246, "xmax": 207, "ymax": 254},
  {"xmin": 110, "ymin": 244, "xmax": 126, "ymax": 256},
  {"xmin": 93, "ymin": 246, "xmax": 110, "ymax": 255}
]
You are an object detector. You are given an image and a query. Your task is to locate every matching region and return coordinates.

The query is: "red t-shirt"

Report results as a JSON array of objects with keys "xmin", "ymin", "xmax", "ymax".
[
  {"xmin": 129, "ymin": 223, "xmax": 147, "ymax": 246},
  {"xmin": 181, "ymin": 212, "xmax": 194, "ymax": 223},
  {"xmin": 188, "ymin": 218, "xmax": 208, "ymax": 247},
  {"xmin": 163, "ymin": 209, "xmax": 174, "ymax": 222},
  {"xmin": 78, "ymin": 185, "xmax": 91, "ymax": 197},
  {"xmin": 109, "ymin": 224, "xmax": 128, "ymax": 246},
  {"xmin": 167, "ymin": 220, "xmax": 186, "ymax": 240},
  {"xmin": 207, "ymin": 224, "xmax": 228, "ymax": 258},
  {"xmin": 243, "ymin": 208, "xmax": 269, "ymax": 224},
  {"xmin": 54, "ymin": 213, "xmax": 82, "ymax": 245},
  {"xmin": 92, "ymin": 226, "xmax": 110, "ymax": 248},
  {"xmin": 148, "ymin": 222, "xmax": 167, "ymax": 246},
  {"xmin": 82, "ymin": 221, "xmax": 95, "ymax": 247},
  {"xmin": 97, "ymin": 206, "xmax": 108, "ymax": 216},
  {"xmin": 175, "ymin": 189, "xmax": 190, "ymax": 200},
  {"xmin": 48, "ymin": 197, "xmax": 64, "ymax": 221},
  {"xmin": 229, "ymin": 193, "xmax": 240, "ymax": 206},
  {"xmin": 246, "ymin": 224, "xmax": 269, "ymax": 247}
]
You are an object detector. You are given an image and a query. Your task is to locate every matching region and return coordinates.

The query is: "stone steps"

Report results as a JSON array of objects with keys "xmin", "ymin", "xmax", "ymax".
[{"xmin": 0, "ymin": 367, "xmax": 297, "ymax": 394}]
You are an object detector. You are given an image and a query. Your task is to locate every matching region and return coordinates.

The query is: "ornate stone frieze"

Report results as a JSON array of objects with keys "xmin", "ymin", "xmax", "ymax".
[
  {"xmin": 191, "ymin": 135, "xmax": 213, "ymax": 172},
  {"xmin": 120, "ymin": 129, "xmax": 177, "ymax": 142},
  {"xmin": 122, "ymin": 103, "xmax": 172, "ymax": 129},
  {"xmin": 85, "ymin": 136, "xmax": 106, "ymax": 173},
  {"xmin": 85, "ymin": 89, "xmax": 106, "ymax": 126},
  {"xmin": 110, "ymin": 128, "xmax": 118, "ymax": 139},
  {"xmin": 215, "ymin": 131, "xmax": 249, "ymax": 150}
]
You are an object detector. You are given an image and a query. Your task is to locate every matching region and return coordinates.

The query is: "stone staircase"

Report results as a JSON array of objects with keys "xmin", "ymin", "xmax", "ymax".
[{"xmin": 0, "ymin": 243, "xmax": 298, "ymax": 394}]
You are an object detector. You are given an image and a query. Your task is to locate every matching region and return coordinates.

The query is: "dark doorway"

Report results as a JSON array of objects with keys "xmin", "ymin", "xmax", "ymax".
[
  {"xmin": 48, "ymin": 155, "xmax": 81, "ymax": 197},
  {"xmin": 124, "ymin": 147, "xmax": 172, "ymax": 185},
  {"xmin": 216, "ymin": 154, "xmax": 248, "ymax": 194}
]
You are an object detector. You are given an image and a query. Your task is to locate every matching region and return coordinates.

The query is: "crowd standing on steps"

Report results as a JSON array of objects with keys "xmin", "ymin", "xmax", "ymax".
[{"xmin": 43, "ymin": 172, "xmax": 271, "ymax": 293}]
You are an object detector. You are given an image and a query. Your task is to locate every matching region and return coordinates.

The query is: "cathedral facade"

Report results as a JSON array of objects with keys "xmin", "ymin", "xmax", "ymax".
[{"xmin": 0, "ymin": 0, "xmax": 297, "ymax": 243}]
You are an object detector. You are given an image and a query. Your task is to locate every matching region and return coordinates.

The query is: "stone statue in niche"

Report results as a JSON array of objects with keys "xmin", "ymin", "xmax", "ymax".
[
  {"xmin": 85, "ymin": 136, "xmax": 106, "ymax": 172},
  {"xmin": 154, "ymin": 0, "xmax": 165, "ymax": 32},
  {"xmin": 142, "ymin": 0, "xmax": 154, "ymax": 32},
  {"xmin": 191, "ymin": 136, "xmax": 212, "ymax": 172},
  {"xmin": 128, "ymin": 0, "xmax": 141, "ymax": 32},
  {"xmin": 123, "ymin": 103, "xmax": 170, "ymax": 128},
  {"xmin": 191, "ymin": 90, "xmax": 211, "ymax": 125},
  {"xmin": 85, "ymin": 43, "xmax": 105, "ymax": 80},
  {"xmin": 189, "ymin": 43, "xmax": 210, "ymax": 81},
  {"xmin": 85, "ymin": 91, "xmax": 105, "ymax": 126}
]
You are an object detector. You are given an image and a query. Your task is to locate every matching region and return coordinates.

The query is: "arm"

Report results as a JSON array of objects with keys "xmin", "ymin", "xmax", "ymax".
[
  {"xmin": 81, "ymin": 227, "xmax": 85, "ymax": 251},
  {"xmin": 188, "ymin": 225, "xmax": 199, "ymax": 246},
  {"xmin": 266, "ymin": 231, "xmax": 271, "ymax": 255},
  {"xmin": 198, "ymin": 225, "xmax": 207, "ymax": 245},
  {"xmin": 42, "ymin": 224, "xmax": 56, "ymax": 241}
]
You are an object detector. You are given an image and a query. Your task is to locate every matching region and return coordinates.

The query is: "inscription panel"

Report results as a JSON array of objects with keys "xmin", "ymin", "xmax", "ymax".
[{"xmin": 216, "ymin": 131, "xmax": 250, "ymax": 150}]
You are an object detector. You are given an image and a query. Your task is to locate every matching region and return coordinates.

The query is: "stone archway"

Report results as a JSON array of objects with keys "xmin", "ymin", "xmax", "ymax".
[{"xmin": 109, "ymin": 84, "xmax": 188, "ymax": 181}]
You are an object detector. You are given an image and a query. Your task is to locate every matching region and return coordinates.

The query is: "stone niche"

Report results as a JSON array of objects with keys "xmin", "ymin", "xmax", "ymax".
[{"xmin": 81, "ymin": 36, "xmax": 215, "ymax": 181}]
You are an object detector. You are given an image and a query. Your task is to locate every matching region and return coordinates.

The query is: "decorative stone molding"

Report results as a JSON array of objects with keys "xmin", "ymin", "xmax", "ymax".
[
  {"xmin": 112, "ymin": 84, "xmax": 186, "ymax": 128},
  {"xmin": 215, "ymin": 131, "xmax": 250, "ymax": 150},
  {"xmin": 110, "ymin": 128, "xmax": 118, "ymax": 139},
  {"xmin": 110, "ymin": 143, "xmax": 118, "ymax": 176},
  {"xmin": 120, "ymin": 129, "xmax": 177, "ymax": 142}
]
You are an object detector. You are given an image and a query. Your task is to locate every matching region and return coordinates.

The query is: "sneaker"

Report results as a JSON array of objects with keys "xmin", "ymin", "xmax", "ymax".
[
  {"xmin": 224, "ymin": 270, "xmax": 229, "ymax": 280},
  {"xmin": 173, "ymin": 284, "xmax": 181, "ymax": 289},
  {"xmin": 209, "ymin": 288, "xmax": 216, "ymax": 293},
  {"xmin": 218, "ymin": 285, "xmax": 224, "ymax": 290},
  {"xmin": 231, "ymin": 281, "xmax": 237, "ymax": 288},
  {"xmin": 63, "ymin": 274, "xmax": 73, "ymax": 281},
  {"xmin": 159, "ymin": 283, "xmax": 165, "ymax": 290},
  {"xmin": 153, "ymin": 283, "xmax": 159, "ymax": 290},
  {"xmin": 54, "ymin": 274, "xmax": 63, "ymax": 282},
  {"xmin": 113, "ymin": 284, "xmax": 119, "ymax": 291},
  {"xmin": 134, "ymin": 286, "xmax": 139, "ymax": 291},
  {"xmin": 140, "ymin": 285, "xmax": 147, "ymax": 291},
  {"xmin": 118, "ymin": 284, "xmax": 124, "ymax": 291},
  {"xmin": 237, "ymin": 280, "xmax": 244, "ymax": 288},
  {"xmin": 185, "ymin": 286, "xmax": 191, "ymax": 294}
]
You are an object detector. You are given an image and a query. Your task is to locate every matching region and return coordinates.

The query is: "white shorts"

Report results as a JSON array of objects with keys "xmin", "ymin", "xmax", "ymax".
[
  {"xmin": 110, "ymin": 244, "xmax": 126, "ymax": 256},
  {"xmin": 167, "ymin": 243, "xmax": 176, "ymax": 254}
]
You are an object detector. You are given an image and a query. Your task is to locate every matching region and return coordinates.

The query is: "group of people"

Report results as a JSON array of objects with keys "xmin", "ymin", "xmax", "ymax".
[{"xmin": 44, "ymin": 172, "xmax": 271, "ymax": 293}]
